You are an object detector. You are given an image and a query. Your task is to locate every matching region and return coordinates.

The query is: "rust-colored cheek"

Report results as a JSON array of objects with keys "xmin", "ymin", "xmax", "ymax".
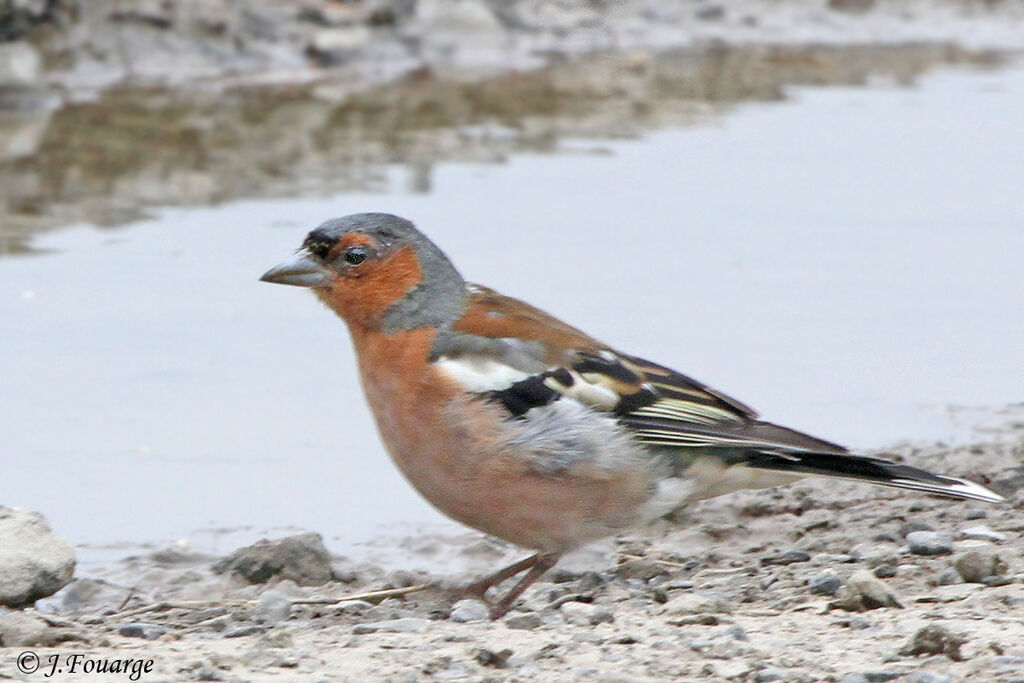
[{"xmin": 317, "ymin": 246, "xmax": 423, "ymax": 327}]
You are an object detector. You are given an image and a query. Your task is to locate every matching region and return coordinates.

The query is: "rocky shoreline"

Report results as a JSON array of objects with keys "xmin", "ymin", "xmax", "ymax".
[
  {"xmin": 2, "ymin": 410, "xmax": 1022, "ymax": 681},
  {"xmin": 3, "ymin": 0, "xmax": 1024, "ymax": 105}
]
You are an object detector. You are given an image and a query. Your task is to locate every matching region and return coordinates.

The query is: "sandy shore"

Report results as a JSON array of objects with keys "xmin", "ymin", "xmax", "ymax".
[{"xmin": 2, "ymin": 407, "xmax": 1022, "ymax": 682}]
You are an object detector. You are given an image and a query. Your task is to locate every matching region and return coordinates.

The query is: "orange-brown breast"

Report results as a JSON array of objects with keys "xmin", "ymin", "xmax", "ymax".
[{"xmin": 348, "ymin": 324, "xmax": 655, "ymax": 552}]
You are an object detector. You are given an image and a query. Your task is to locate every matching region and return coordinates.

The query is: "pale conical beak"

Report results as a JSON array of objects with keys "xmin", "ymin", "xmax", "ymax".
[{"xmin": 260, "ymin": 250, "xmax": 331, "ymax": 288}]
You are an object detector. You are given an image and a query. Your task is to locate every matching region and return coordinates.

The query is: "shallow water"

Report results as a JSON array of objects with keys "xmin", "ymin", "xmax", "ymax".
[{"xmin": 2, "ymin": 50, "xmax": 1022, "ymax": 568}]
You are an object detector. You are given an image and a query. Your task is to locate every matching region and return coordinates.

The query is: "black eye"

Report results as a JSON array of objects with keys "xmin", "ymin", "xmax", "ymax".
[{"xmin": 343, "ymin": 246, "xmax": 367, "ymax": 265}]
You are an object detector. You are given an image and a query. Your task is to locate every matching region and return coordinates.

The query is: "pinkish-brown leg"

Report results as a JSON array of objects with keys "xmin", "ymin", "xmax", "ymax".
[
  {"xmin": 488, "ymin": 553, "xmax": 560, "ymax": 619},
  {"xmin": 463, "ymin": 553, "xmax": 544, "ymax": 601}
]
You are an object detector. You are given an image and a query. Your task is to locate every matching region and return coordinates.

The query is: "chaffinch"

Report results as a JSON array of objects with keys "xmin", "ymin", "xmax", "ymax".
[{"xmin": 261, "ymin": 212, "xmax": 1003, "ymax": 618}]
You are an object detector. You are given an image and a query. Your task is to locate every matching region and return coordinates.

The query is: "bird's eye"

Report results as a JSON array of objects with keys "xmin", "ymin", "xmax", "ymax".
[{"xmin": 343, "ymin": 246, "xmax": 368, "ymax": 265}]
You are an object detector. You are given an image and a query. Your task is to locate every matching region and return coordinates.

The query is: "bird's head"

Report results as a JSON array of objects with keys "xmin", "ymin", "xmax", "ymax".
[{"xmin": 261, "ymin": 213, "xmax": 466, "ymax": 332}]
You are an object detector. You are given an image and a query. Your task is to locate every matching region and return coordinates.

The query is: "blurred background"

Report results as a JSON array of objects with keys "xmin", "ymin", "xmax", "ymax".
[{"xmin": 1, "ymin": 0, "xmax": 1022, "ymax": 570}]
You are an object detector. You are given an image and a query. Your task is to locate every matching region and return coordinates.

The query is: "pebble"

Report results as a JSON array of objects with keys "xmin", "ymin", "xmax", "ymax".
[
  {"xmin": 873, "ymin": 564, "xmax": 896, "ymax": 579},
  {"xmin": 222, "ymin": 625, "xmax": 265, "ymax": 638},
  {"xmin": 964, "ymin": 508, "xmax": 988, "ymax": 520},
  {"xmin": 449, "ymin": 599, "xmax": 490, "ymax": 623},
  {"xmin": 840, "ymin": 674, "xmax": 869, "ymax": 683},
  {"xmin": 255, "ymin": 589, "xmax": 293, "ymax": 624},
  {"xmin": 960, "ymin": 525, "xmax": 1007, "ymax": 543},
  {"xmin": 809, "ymin": 573, "xmax": 843, "ymax": 596},
  {"xmin": 761, "ymin": 549, "xmax": 811, "ymax": 566},
  {"xmin": 906, "ymin": 531, "xmax": 955, "ymax": 556},
  {"xmin": 954, "ymin": 549, "xmax": 1007, "ymax": 583},
  {"xmin": 663, "ymin": 592, "xmax": 733, "ymax": 616},
  {"xmin": 118, "ymin": 622, "xmax": 167, "ymax": 640},
  {"xmin": 936, "ymin": 567, "xmax": 962, "ymax": 585},
  {"xmin": 906, "ymin": 672, "xmax": 953, "ymax": 683},
  {"xmin": 833, "ymin": 569, "xmax": 902, "ymax": 610},
  {"xmin": 899, "ymin": 520, "xmax": 935, "ymax": 537},
  {"xmin": 898, "ymin": 624, "xmax": 966, "ymax": 661},
  {"xmin": 475, "ymin": 648, "xmax": 513, "ymax": 668},
  {"xmin": 504, "ymin": 613, "xmax": 543, "ymax": 630},
  {"xmin": 863, "ymin": 673, "xmax": 901, "ymax": 682},
  {"xmin": 352, "ymin": 618, "xmax": 428, "ymax": 634},
  {"xmin": 848, "ymin": 616, "xmax": 871, "ymax": 629},
  {"xmin": 755, "ymin": 668, "xmax": 785, "ymax": 682}
]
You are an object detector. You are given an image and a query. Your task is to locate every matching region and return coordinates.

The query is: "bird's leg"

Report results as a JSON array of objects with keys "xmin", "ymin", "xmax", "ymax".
[
  {"xmin": 488, "ymin": 553, "xmax": 560, "ymax": 620},
  {"xmin": 462, "ymin": 553, "xmax": 543, "ymax": 601}
]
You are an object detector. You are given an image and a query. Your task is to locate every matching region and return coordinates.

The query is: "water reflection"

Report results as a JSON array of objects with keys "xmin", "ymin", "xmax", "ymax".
[{"xmin": 0, "ymin": 43, "xmax": 1002, "ymax": 255}]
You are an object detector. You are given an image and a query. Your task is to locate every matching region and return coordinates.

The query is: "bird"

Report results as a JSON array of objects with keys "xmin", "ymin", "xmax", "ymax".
[{"xmin": 261, "ymin": 212, "xmax": 1003, "ymax": 619}]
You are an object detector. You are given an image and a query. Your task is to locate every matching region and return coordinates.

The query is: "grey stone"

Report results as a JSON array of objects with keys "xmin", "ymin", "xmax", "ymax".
[
  {"xmin": 960, "ymin": 525, "xmax": 1007, "ymax": 543},
  {"xmin": 873, "ymin": 564, "xmax": 897, "ymax": 578},
  {"xmin": 848, "ymin": 616, "xmax": 871, "ymax": 629},
  {"xmin": 213, "ymin": 533, "xmax": 334, "ymax": 586},
  {"xmin": 560, "ymin": 600, "xmax": 596, "ymax": 626},
  {"xmin": 0, "ymin": 610, "xmax": 81, "ymax": 646},
  {"xmin": 899, "ymin": 520, "xmax": 935, "ymax": 537},
  {"xmin": 504, "ymin": 612, "xmax": 543, "ymax": 630},
  {"xmin": 255, "ymin": 589, "xmax": 293, "ymax": 624},
  {"xmin": 809, "ymin": 573, "xmax": 843, "ymax": 596},
  {"xmin": 119, "ymin": 622, "xmax": 167, "ymax": 640},
  {"xmin": 964, "ymin": 508, "xmax": 987, "ymax": 520},
  {"xmin": 0, "ymin": 42, "xmax": 41, "ymax": 87},
  {"xmin": 755, "ymin": 668, "xmax": 785, "ymax": 682},
  {"xmin": 832, "ymin": 569, "xmax": 901, "ymax": 611},
  {"xmin": 352, "ymin": 618, "xmax": 429, "ymax": 634},
  {"xmin": 663, "ymin": 592, "xmax": 733, "ymax": 615},
  {"xmin": 761, "ymin": 549, "xmax": 811, "ymax": 566},
  {"xmin": 863, "ymin": 674, "xmax": 900, "ymax": 682},
  {"xmin": 906, "ymin": 531, "xmax": 954, "ymax": 556},
  {"xmin": 899, "ymin": 624, "xmax": 966, "ymax": 661},
  {"xmin": 954, "ymin": 550, "xmax": 1008, "ymax": 583},
  {"xmin": 0, "ymin": 507, "xmax": 76, "ymax": 608},
  {"xmin": 936, "ymin": 567, "xmax": 962, "ymax": 585},
  {"xmin": 449, "ymin": 598, "xmax": 489, "ymax": 623},
  {"xmin": 840, "ymin": 675, "xmax": 869, "ymax": 683},
  {"xmin": 222, "ymin": 625, "xmax": 265, "ymax": 638},
  {"xmin": 906, "ymin": 672, "xmax": 953, "ymax": 683}
]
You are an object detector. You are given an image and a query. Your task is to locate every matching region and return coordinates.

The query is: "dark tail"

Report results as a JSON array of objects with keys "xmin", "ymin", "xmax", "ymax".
[{"xmin": 745, "ymin": 450, "xmax": 1004, "ymax": 504}]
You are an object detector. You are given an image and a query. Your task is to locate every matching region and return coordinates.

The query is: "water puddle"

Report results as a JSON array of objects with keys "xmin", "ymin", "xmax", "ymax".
[{"xmin": 1, "ymin": 45, "xmax": 1021, "ymax": 567}]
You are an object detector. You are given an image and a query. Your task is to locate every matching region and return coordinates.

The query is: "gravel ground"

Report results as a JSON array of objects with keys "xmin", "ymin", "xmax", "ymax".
[{"xmin": 2, "ymin": 407, "xmax": 1022, "ymax": 682}]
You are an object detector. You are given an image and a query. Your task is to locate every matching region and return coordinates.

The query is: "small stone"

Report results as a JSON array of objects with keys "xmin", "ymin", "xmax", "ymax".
[
  {"xmin": 863, "ymin": 674, "xmax": 900, "ymax": 682},
  {"xmin": 222, "ymin": 625, "xmax": 264, "ymax": 638},
  {"xmin": 936, "ymin": 568, "xmax": 962, "ymax": 585},
  {"xmin": 255, "ymin": 589, "xmax": 292, "ymax": 624},
  {"xmin": 873, "ymin": 564, "xmax": 897, "ymax": 579},
  {"xmin": 954, "ymin": 550, "xmax": 1008, "ymax": 583},
  {"xmin": 560, "ymin": 600, "xmax": 595, "ymax": 626},
  {"xmin": 663, "ymin": 592, "xmax": 733, "ymax": 616},
  {"xmin": 906, "ymin": 672, "xmax": 953, "ymax": 683},
  {"xmin": 964, "ymin": 508, "xmax": 987, "ymax": 520},
  {"xmin": 352, "ymin": 618, "xmax": 428, "ymax": 634},
  {"xmin": 832, "ymin": 569, "xmax": 901, "ymax": 611},
  {"xmin": 615, "ymin": 558, "xmax": 669, "ymax": 581},
  {"xmin": 504, "ymin": 613, "xmax": 543, "ymax": 630},
  {"xmin": 475, "ymin": 648, "xmax": 513, "ymax": 668},
  {"xmin": 899, "ymin": 624, "xmax": 966, "ymax": 661},
  {"xmin": 0, "ymin": 507, "xmax": 76, "ymax": 607},
  {"xmin": 450, "ymin": 599, "xmax": 490, "ymax": 623},
  {"xmin": 960, "ymin": 526, "xmax": 1007, "ymax": 543},
  {"xmin": 755, "ymin": 668, "xmax": 785, "ymax": 682},
  {"xmin": 848, "ymin": 616, "xmax": 871, "ymax": 630},
  {"xmin": 213, "ymin": 533, "xmax": 334, "ymax": 586},
  {"xmin": 119, "ymin": 622, "xmax": 167, "ymax": 640},
  {"xmin": 840, "ymin": 674, "xmax": 869, "ymax": 683},
  {"xmin": 0, "ymin": 610, "xmax": 81, "ymax": 646},
  {"xmin": 899, "ymin": 521, "xmax": 935, "ymax": 537},
  {"xmin": 809, "ymin": 573, "xmax": 843, "ymax": 596},
  {"xmin": 906, "ymin": 531, "xmax": 955, "ymax": 556},
  {"xmin": 761, "ymin": 549, "xmax": 811, "ymax": 566},
  {"xmin": 589, "ymin": 607, "xmax": 615, "ymax": 625},
  {"xmin": 194, "ymin": 668, "xmax": 225, "ymax": 681},
  {"xmin": 720, "ymin": 625, "xmax": 748, "ymax": 641}
]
